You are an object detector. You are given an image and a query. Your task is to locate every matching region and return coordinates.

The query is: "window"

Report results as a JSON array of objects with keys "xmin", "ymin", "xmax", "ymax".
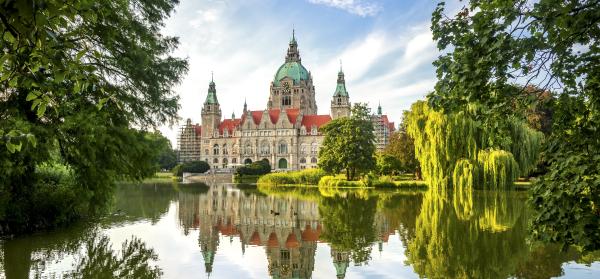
[
  {"xmin": 205, "ymin": 149, "xmax": 209, "ymax": 155},
  {"xmin": 213, "ymin": 158, "xmax": 219, "ymax": 164},
  {"xmin": 232, "ymin": 158, "xmax": 237, "ymax": 164},
  {"xmin": 261, "ymin": 141, "xmax": 270, "ymax": 155},
  {"xmin": 213, "ymin": 144, "xmax": 219, "ymax": 155},
  {"xmin": 311, "ymin": 142, "xmax": 318, "ymax": 155},
  {"xmin": 278, "ymin": 141, "xmax": 288, "ymax": 154},
  {"xmin": 300, "ymin": 158, "xmax": 306, "ymax": 164},
  {"xmin": 300, "ymin": 144, "xmax": 307, "ymax": 155},
  {"xmin": 311, "ymin": 157, "xmax": 317, "ymax": 164},
  {"xmin": 311, "ymin": 125, "xmax": 317, "ymax": 135},
  {"xmin": 282, "ymin": 95, "xmax": 291, "ymax": 106},
  {"xmin": 222, "ymin": 144, "xmax": 228, "ymax": 155},
  {"xmin": 337, "ymin": 97, "xmax": 342, "ymax": 105},
  {"xmin": 300, "ymin": 126, "xmax": 306, "ymax": 135},
  {"xmin": 222, "ymin": 158, "xmax": 228, "ymax": 167},
  {"xmin": 232, "ymin": 144, "xmax": 237, "ymax": 154}
]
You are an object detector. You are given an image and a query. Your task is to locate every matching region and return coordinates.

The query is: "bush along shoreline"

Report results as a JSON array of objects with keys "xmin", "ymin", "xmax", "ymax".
[{"xmin": 256, "ymin": 169, "xmax": 427, "ymax": 189}]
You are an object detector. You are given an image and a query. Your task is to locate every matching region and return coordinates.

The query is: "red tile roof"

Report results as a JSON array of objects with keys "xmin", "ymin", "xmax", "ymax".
[
  {"xmin": 268, "ymin": 109, "xmax": 280, "ymax": 123},
  {"xmin": 285, "ymin": 233, "xmax": 300, "ymax": 248},
  {"xmin": 286, "ymin": 108, "xmax": 300, "ymax": 123},
  {"xmin": 250, "ymin": 231, "xmax": 261, "ymax": 245},
  {"xmin": 251, "ymin": 111, "xmax": 263, "ymax": 124},
  {"xmin": 218, "ymin": 119, "xmax": 241, "ymax": 135},
  {"xmin": 301, "ymin": 114, "xmax": 332, "ymax": 129},
  {"xmin": 267, "ymin": 232, "xmax": 278, "ymax": 248}
]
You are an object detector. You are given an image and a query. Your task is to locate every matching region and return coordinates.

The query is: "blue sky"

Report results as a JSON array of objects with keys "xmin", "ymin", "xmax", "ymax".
[{"xmin": 159, "ymin": 0, "xmax": 460, "ymax": 144}]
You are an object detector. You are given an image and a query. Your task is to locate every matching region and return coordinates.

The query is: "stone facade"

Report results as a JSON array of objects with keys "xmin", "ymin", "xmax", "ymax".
[{"xmin": 177, "ymin": 32, "xmax": 395, "ymax": 170}]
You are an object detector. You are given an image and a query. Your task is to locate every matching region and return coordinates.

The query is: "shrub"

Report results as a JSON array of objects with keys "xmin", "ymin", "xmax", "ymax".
[
  {"xmin": 181, "ymin": 161, "xmax": 210, "ymax": 174},
  {"xmin": 235, "ymin": 160, "xmax": 271, "ymax": 176},
  {"xmin": 257, "ymin": 169, "xmax": 326, "ymax": 185},
  {"xmin": 318, "ymin": 175, "xmax": 365, "ymax": 187},
  {"xmin": 171, "ymin": 164, "xmax": 183, "ymax": 177}
]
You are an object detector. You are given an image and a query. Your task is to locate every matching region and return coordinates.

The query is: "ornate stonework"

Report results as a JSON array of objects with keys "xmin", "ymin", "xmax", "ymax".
[{"xmin": 177, "ymin": 32, "xmax": 395, "ymax": 170}]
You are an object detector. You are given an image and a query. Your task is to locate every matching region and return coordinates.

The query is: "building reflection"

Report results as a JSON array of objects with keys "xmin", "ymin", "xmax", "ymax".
[{"xmin": 176, "ymin": 184, "xmax": 400, "ymax": 278}]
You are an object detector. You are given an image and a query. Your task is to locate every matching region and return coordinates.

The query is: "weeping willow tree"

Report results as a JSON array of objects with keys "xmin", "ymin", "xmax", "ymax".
[{"xmin": 406, "ymin": 101, "xmax": 542, "ymax": 190}]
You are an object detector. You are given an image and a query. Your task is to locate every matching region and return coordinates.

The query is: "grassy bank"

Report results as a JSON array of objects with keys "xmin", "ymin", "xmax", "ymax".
[
  {"xmin": 233, "ymin": 174, "xmax": 262, "ymax": 183},
  {"xmin": 257, "ymin": 169, "xmax": 326, "ymax": 185},
  {"xmin": 141, "ymin": 172, "xmax": 177, "ymax": 183}
]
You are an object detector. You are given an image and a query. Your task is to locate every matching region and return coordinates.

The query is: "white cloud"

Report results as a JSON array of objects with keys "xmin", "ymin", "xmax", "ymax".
[
  {"xmin": 308, "ymin": 0, "xmax": 382, "ymax": 17},
  {"xmin": 157, "ymin": 1, "xmax": 439, "ymax": 145}
]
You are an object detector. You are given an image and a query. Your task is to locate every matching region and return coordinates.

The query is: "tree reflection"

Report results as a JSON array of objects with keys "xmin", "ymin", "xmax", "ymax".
[
  {"xmin": 407, "ymin": 188, "xmax": 529, "ymax": 278},
  {"xmin": 69, "ymin": 235, "xmax": 161, "ymax": 279},
  {"xmin": 319, "ymin": 192, "xmax": 378, "ymax": 265}
]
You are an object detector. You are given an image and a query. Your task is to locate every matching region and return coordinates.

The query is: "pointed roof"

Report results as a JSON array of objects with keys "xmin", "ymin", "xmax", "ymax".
[
  {"xmin": 205, "ymin": 75, "xmax": 219, "ymax": 104},
  {"xmin": 301, "ymin": 115, "xmax": 332, "ymax": 129},
  {"xmin": 334, "ymin": 63, "xmax": 349, "ymax": 97},
  {"xmin": 377, "ymin": 102, "xmax": 382, "ymax": 115}
]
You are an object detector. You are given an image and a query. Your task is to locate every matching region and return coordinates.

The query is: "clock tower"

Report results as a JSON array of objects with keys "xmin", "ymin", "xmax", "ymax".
[{"xmin": 268, "ymin": 30, "xmax": 317, "ymax": 114}]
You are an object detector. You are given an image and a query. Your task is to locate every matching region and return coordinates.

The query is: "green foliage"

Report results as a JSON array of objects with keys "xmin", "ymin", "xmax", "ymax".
[
  {"xmin": 406, "ymin": 101, "xmax": 542, "ymax": 190},
  {"xmin": 319, "ymin": 193, "xmax": 378, "ymax": 265},
  {"xmin": 71, "ymin": 235, "xmax": 162, "ymax": 278},
  {"xmin": 171, "ymin": 164, "xmax": 183, "ymax": 177},
  {"xmin": 234, "ymin": 159, "xmax": 271, "ymax": 176},
  {"xmin": 430, "ymin": 0, "xmax": 599, "ymax": 250},
  {"xmin": 257, "ymin": 169, "xmax": 326, "ymax": 185},
  {"xmin": 375, "ymin": 153, "xmax": 402, "ymax": 176},
  {"xmin": 0, "ymin": 0, "xmax": 187, "ymax": 234},
  {"xmin": 181, "ymin": 161, "xmax": 210, "ymax": 174},
  {"xmin": 318, "ymin": 103, "xmax": 376, "ymax": 180},
  {"xmin": 145, "ymin": 132, "xmax": 178, "ymax": 171},
  {"xmin": 318, "ymin": 175, "xmax": 365, "ymax": 187},
  {"xmin": 383, "ymin": 111, "xmax": 420, "ymax": 175}
]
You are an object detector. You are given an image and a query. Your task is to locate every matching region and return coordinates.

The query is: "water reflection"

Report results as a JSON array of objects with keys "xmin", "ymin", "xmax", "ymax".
[{"xmin": 1, "ymin": 182, "xmax": 598, "ymax": 278}]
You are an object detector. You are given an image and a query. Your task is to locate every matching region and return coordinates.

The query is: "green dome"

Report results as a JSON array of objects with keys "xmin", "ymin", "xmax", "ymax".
[{"xmin": 273, "ymin": 61, "xmax": 309, "ymax": 86}]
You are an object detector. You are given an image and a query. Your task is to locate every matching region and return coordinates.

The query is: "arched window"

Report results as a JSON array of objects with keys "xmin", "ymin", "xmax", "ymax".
[
  {"xmin": 213, "ymin": 144, "xmax": 219, "ymax": 155},
  {"xmin": 222, "ymin": 158, "xmax": 228, "ymax": 167},
  {"xmin": 232, "ymin": 158, "xmax": 237, "ymax": 164},
  {"xmin": 232, "ymin": 143, "xmax": 238, "ymax": 154},
  {"xmin": 300, "ymin": 126, "xmax": 306, "ymax": 135},
  {"xmin": 311, "ymin": 125, "xmax": 318, "ymax": 135},
  {"xmin": 300, "ymin": 158, "xmax": 306, "ymax": 164},
  {"xmin": 278, "ymin": 141, "xmax": 288, "ymax": 154},
  {"xmin": 311, "ymin": 157, "xmax": 317, "ymax": 164},
  {"xmin": 213, "ymin": 158, "xmax": 219, "ymax": 164},
  {"xmin": 300, "ymin": 144, "xmax": 307, "ymax": 155},
  {"xmin": 282, "ymin": 95, "xmax": 291, "ymax": 106},
  {"xmin": 261, "ymin": 140, "xmax": 270, "ymax": 155},
  {"xmin": 244, "ymin": 158, "xmax": 252, "ymax": 164},
  {"xmin": 222, "ymin": 144, "xmax": 228, "ymax": 155},
  {"xmin": 311, "ymin": 142, "xmax": 318, "ymax": 155},
  {"xmin": 337, "ymin": 97, "xmax": 342, "ymax": 105}
]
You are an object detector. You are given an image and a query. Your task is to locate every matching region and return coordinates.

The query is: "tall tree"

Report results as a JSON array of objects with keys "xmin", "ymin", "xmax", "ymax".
[
  {"xmin": 430, "ymin": 0, "xmax": 600, "ymax": 249},
  {"xmin": 0, "ymin": 0, "xmax": 187, "ymax": 234},
  {"xmin": 384, "ymin": 111, "xmax": 420, "ymax": 178},
  {"xmin": 318, "ymin": 103, "xmax": 376, "ymax": 180}
]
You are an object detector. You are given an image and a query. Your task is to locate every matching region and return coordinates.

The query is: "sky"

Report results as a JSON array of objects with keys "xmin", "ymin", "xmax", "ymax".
[{"xmin": 159, "ymin": 0, "xmax": 461, "ymax": 145}]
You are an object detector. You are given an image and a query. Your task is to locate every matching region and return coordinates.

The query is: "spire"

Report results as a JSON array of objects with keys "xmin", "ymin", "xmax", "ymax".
[
  {"xmin": 333, "ymin": 65, "xmax": 348, "ymax": 97},
  {"xmin": 377, "ymin": 102, "xmax": 382, "ymax": 115},
  {"xmin": 205, "ymin": 75, "xmax": 218, "ymax": 104},
  {"xmin": 232, "ymin": 111, "xmax": 235, "ymax": 119},
  {"xmin": 286, "ymin": 29, "xmax": 301, "ymax": 62}
]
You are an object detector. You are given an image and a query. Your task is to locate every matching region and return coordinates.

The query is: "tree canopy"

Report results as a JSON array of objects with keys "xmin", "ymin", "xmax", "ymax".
[
  {"xmin": 318, "ymin": 103, "xmax": 376, "ymax": 180},
  {"xmin": 430, "ymin": 0, "xmax": 599, "ymax": 250},
  {"xmin": 0, "ymin": 0, "xmax": 187, "ymax": 234}
]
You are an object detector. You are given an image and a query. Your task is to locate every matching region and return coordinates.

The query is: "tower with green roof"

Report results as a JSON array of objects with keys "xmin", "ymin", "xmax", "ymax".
[
  {"xmin": 201, "ymin": 74, "xmax": 222, "ymax": 138},
  {"xmin": 268, "ymin": 30, "xmax": 318, "ymax": 115},
  {"xmin": 330, "ymin": 62, "xmax": 351, "ymax": 119}
]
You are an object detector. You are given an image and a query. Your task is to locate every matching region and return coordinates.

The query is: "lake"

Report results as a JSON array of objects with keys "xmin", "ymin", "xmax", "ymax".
[{"xmin": 1, "ymin": 182, "xmax": 599, "ymax": 278}]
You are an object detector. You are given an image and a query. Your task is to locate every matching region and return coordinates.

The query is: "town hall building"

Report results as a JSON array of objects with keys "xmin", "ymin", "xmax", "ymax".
[{"xmin": 177, "ymin": 32, "xmax": 395, "ymax": 170}]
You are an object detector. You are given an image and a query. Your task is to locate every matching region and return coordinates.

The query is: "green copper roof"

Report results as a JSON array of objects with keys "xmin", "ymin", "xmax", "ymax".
[
  {"xmin": 334, "ymin": 82, "xmax": 348, "ymax": 97},
  {"xmin": 377, "ymin": 103, "xmax": 382, "ymax": 115},
  {"xmin": 205, "ymin": 80, "xmax": 218, "ymax": 104},
  {"xmin": 273, "ymin": 61, "xmax": 309, "ymax": 86}
]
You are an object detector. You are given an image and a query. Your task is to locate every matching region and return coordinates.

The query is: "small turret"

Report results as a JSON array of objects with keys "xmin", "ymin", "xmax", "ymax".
[
  {"xmin": 331, "ymin": 60, "xmax": 351, "ymax": 119},
  {"xmin": 377, "ymin": 102, "xmax": 382, "ymax": 115}
]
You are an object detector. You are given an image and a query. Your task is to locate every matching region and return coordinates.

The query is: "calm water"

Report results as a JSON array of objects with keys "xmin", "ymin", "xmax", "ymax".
[{"xmin": 1, "ymin": 183, "xmax": 599, "ymax": 278}]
